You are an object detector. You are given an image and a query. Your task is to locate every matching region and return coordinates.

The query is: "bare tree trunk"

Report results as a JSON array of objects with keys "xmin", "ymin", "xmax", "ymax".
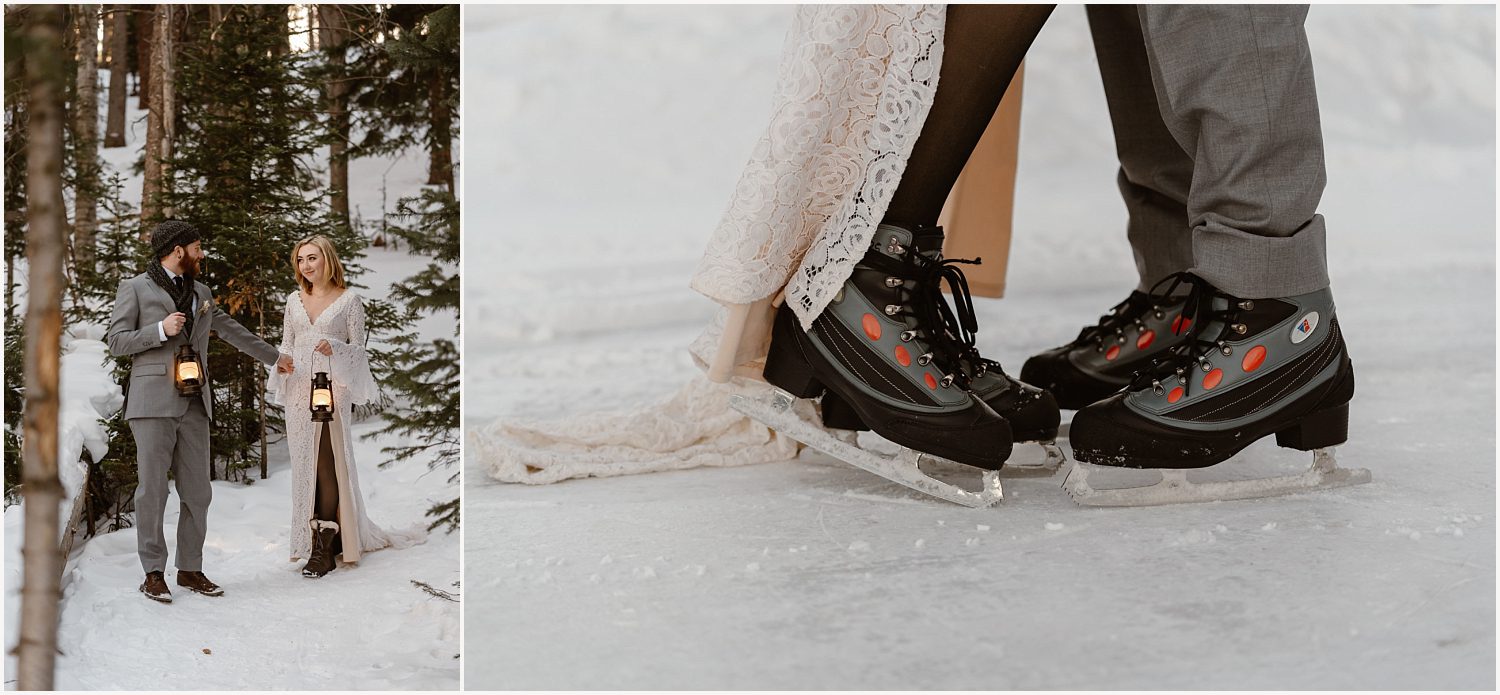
[
  {"xmin": 274, "ymin": 4, "xmax": 290, "ymax": 57},
  {"xmin": 103, "ymin": 5, "xmax": 127, "ymax": 147},
  {"xmin": 159, "ymin": 4, "xmax": 174, "ymax": 219},
  {"xmin": 426, "ymin": 78, "xmax": 453, "ymax": 192},
  {"xmin": 134, "ymin": 5, "xmax": 151, "ymax": 109},
  {"xmin": 73, "ymin": 4, "xmax": 100, "ymax": 273},
  {"xmin": 259, "ymin": 304, "xmax": 268, "ymax": 480},
  {"xmin": 318, "ymin": 4, "xmax": 350, "ymax": 229},
  {"xmin": 139, "ymin": 4, "xmax": 173, "ymax": 227},
  {"xmin": 100, "ymin": 5, "xmax": 113, "ymax": 65},
  {"xmin": 17, "ymin": 5, "xmax": 68, "ymax": 690}
]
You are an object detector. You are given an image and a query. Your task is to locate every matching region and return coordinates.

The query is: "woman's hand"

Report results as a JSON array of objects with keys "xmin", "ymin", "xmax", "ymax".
[{"xmin": 315, "ymin": 339, "xmax": 333, "ymax": 356}]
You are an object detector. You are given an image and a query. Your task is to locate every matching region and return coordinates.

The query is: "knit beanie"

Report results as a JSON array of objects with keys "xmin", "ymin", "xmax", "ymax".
[{"xmin": 150, "ymin": 220, "xmax": 201, "ymax": 259}]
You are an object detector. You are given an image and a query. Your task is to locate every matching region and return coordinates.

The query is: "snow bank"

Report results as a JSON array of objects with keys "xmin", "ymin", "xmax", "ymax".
[{"xmin": 4, "ymin": 323, "xmax": 123, "ymax": 684}]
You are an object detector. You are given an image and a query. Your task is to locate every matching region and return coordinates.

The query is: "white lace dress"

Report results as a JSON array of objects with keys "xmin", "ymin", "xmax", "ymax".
[
  {"xmin": 269, "ymin": 290, "xmax": 424, "ymax": 563},
  {"xmin": 477, "ymin": 5, "xmax": 946, "ymax": 484}
]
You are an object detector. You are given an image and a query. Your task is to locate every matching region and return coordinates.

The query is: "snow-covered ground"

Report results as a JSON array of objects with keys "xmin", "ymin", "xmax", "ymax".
[
  {"xmin": 4, "ymin": 65, "xmax": 460, "ymax": 690},
  {"xmin": 466, "ymin": 5, "xmax": 1495, "ymax": 690}
]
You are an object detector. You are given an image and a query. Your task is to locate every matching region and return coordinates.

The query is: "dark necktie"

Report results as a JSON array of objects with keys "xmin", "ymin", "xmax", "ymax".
[{"xmin": 173, "ymin": 276, "xmax": 184, "ymax": 293}]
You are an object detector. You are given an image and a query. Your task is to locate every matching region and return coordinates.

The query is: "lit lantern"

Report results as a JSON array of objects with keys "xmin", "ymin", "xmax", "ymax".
[
  {"xmin": 310, "ymin": 371, "xmax": 334, "ymax": 422},
  {"xmin": 174, "ymin": 344, "xmax": 203, "ymax": 397}
]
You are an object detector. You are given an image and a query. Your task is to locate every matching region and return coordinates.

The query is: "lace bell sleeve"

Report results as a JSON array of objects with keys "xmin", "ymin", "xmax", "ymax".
[
  {"xmin": 266, "ymin": 292, "xmax": 295, "ymax": 407},
  {"xmin": 328, "ymin": 294, "xmax": 380, "ymax": 406}
]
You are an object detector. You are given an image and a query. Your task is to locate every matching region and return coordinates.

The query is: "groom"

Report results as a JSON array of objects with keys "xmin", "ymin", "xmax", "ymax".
[{"xmin": 106, "ymin": 220, "xmax": 294, "ymax": 603}]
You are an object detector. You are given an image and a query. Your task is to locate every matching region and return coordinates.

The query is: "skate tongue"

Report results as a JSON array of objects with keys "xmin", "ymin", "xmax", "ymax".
[
  {"xmin": 872, "ymin": 223, "xmax": 945, "ymax": 261},
  {"xmin": 1196, "ymin": 296, "xmax": 1231, "ymax": 341},
  {"xmin": 910, "ymin": 227, "xmax": 945, "ymax": 257}
]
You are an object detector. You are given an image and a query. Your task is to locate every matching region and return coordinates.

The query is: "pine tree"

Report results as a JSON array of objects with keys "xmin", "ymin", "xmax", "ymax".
[{"xmin": 371, "ymin": 189, "xmax": 458, "ymax": 532}]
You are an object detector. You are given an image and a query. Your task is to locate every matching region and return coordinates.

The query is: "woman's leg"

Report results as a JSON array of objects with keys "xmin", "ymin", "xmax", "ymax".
[
  {"xmin": 883, "ymin": 4, "xmax": 1054, "ymax": 227},
  {"xmin": 314, "ymin": 422, "xmax": 339, "ymax": 523}
]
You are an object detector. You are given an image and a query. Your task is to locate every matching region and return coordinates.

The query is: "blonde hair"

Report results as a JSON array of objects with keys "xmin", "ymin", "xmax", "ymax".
[{"xmin": 291, "ymin": 235, "xmax": 347, "ymax": 293}]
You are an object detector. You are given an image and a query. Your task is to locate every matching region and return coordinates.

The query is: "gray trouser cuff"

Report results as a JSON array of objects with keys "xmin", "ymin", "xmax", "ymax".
[{"xmin": 1191, "ymin": 214, "xmax": 1330, "ymax": 298}]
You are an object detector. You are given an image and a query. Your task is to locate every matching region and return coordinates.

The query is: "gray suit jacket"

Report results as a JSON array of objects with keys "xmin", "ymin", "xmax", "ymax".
[{"xmin": 106, "ymin": 272, "xmax": 280, "ymax": 420}]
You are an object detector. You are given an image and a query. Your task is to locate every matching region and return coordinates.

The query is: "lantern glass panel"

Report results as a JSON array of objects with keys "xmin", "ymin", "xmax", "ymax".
[{"xmin": 177, "ymin": 361, "xmax": 201, "ymax": 382}]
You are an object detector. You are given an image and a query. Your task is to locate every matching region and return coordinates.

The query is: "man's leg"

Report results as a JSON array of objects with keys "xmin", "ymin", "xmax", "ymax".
[
  {"xmin": 1086, "ymin": 4, "xmax": 1195, "ymax": 291},
  {"xmin": 129, "ymin": 417, "xmax": 176, "ymax": 574},
  {"xmin": 170, "ymin": 398, "xmax": 212, "ymax": 572},
  {"xmin": 1137, "ymin": 4, "xmax": 1329, "ymax": 298},
  {"xmin": 1066, "ymin": 8, "xmax": 1360, "ymax": 498}
]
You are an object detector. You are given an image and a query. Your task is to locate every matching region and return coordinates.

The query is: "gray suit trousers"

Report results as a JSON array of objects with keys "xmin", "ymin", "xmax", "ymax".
[
  {"xmin": 129, "ymin": 398, "xmax": 211, "ymax": 573},
  {"xmin": 1088, "ymin": 4, "xmax": 1330, "ymax": 298}
]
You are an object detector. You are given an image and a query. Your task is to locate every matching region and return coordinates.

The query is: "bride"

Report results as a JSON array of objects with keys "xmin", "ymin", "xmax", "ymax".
[{"xmin": 269, "ymin": 235, "xmax": 422, "ymax": 577}]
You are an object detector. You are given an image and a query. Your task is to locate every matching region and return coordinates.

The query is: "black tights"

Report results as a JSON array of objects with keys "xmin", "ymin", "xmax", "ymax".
[
  {"xmin": 315, "ymin": 422, "xmax": 338, "ymax": 523},
  {"xmin": 883, "ymin": 4, "xmax": 1054, "ymax": 228}
]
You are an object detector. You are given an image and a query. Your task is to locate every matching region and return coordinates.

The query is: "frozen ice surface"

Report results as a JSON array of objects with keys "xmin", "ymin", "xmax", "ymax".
[{"xmin": 466, "ymin": 5, "xmax": 1495, "ymax": 690}]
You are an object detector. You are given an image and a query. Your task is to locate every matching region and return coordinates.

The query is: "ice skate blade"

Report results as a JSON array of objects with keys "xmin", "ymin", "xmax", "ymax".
[
  {"xmin": 729, "ymin": 390, "xmax": 1003, "ymax": 508},
  {"xmin": 1062, "ymin": 448, "xmax": 1371, "ymax": 507},
  {"xmin": 1001, "ymin": 441, "xmax": 1066, "ymax": 478}
]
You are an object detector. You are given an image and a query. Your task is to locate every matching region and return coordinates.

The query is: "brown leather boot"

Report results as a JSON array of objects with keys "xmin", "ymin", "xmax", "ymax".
[
  {"xmin": 302, "ymin": 520, "xmax": 339, "ymax": 578},
  {"xmin": 139, "ymin": 571, "xmax": 172, "ymax": 603},
  {"xmin": 176, "ymin": 570, "xmax": 225, "ymax": 597}
]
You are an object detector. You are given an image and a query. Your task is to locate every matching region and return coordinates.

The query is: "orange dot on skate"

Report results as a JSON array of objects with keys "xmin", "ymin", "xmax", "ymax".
[
  {"xmin": 1171, "ymin": 315, "xmax": 1193, "ymax": 334},
  {"xmin": 1203, "ymin": 368, "xmax": 1223, "ymax": 390},
  {"xmin": 924, "ymin": 373, "xmax": 938, "ymax": 390},
  {"xmin": 1242, "ymin": 345, "xmax": 1266, "ymax": 372},
  {"xmin": 1105, "ymin": 345, "xmax": 1121, "ymax": 361},
  {"xmin": 1168, "ymin": 386, "xmax": 1184, "ymax": 403},
  {"xmin": 861, "ymin": 314, "xmax": 881, "ymax": 341},
  {"xmin": 894, "ymin": 345, "xmax": 911, "ymax": 367},
  {"xmin": 1136, "ymin": 330, "xmax": 1155, "ymax": 350}
]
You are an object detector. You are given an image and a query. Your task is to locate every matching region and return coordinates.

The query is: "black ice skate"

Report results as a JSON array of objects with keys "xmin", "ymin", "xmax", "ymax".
[
  {"xmin": 728, "ymin": 223, "xmax": 1015, "ymax": 507},
  {"xmin": 816, "ymin": 225, "xmax": 1063, "ymax": 474},
  {"xmin": 1020, "ymin": 290, "xmax": 1194, "ymax": 410},
  {"xmin": 1063, "ymin": 272, "xmax": 1371, "ymax": 506}
]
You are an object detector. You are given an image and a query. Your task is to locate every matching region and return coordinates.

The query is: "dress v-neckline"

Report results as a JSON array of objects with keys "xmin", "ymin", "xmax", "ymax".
[{"xmin": 300, "ymin": 289, "xmax": 348, "ymax": 327}]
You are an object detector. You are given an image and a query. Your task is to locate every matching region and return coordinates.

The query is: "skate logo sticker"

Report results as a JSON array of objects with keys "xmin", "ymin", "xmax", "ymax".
[{"xmin": 1290, "ymin": 311, "xmax": 1319, "ymax": 344}]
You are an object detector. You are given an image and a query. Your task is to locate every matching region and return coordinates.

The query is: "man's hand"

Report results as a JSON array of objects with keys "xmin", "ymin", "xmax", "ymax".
[
  {"xmin": 315, "ymin": 339, "xmax": 333, "ymax": 356},
  {"xmin": 162, "ymin": 312, "xmax": 187, "ymax": 337},
  {"xmin": 276, "ymin": 354, "xmax": 295, "ymax": 374}
]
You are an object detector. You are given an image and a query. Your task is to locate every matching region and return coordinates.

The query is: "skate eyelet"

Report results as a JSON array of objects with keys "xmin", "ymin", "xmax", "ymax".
[
  {"xmin": 884, "ymin": 304, "xmax": 902, "ymax": 316},
  {"xmin": 899, "ymin": 330, "xmax": 915, "ymax": 342},
  {"xmin": 1238, "ymin": 300, "xmax": 1255, "ymax": 310},
  {"xmin": 1153, "ymin": 310, "xmax": 1165, "ymax": 320},
  {"xmin": 1219, "ymin": 343, "xmax": 1233, "ymax": 356},
  {"xmin": 1152, "ymin": 381, "xmax": 1165, "ymax": 396},
  {"xmin": 940, "ymin": 375, "xmax": 955, "ymax": 388},
  {"xmin": 885, "ymin": 277, "xmax": 903, "ymax": 288},
  {"xmin": 1232, "ymin": 323, "xmax": 1248, "ymax": 334},
  {"xmin": 1200, "ymin": 360, "xmax": 1212, "ymax": 372},
  {"xmin": 917, "ymin": 353, "xmax": 933, "ymax": 366},
  {"xmin": 886, "ymin": 237, "xmax": 906, "ymax": 255}
]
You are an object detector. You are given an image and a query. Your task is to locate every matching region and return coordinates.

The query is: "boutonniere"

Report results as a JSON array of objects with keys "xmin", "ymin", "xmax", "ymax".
[{"xmin": 198, "ymin": 301, "xmax": 211, "ymax": 316}]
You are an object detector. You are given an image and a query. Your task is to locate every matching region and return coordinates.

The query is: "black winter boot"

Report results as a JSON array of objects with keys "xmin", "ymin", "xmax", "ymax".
[{"xmin": 302, "ymin": 520, "xmax": 339, "ymax": 578}]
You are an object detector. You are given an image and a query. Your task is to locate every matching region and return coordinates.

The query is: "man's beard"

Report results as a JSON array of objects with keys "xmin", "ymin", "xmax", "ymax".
[{"xmin": 181, "ymin": 254, "xmax": 202, "ymax": 277}]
